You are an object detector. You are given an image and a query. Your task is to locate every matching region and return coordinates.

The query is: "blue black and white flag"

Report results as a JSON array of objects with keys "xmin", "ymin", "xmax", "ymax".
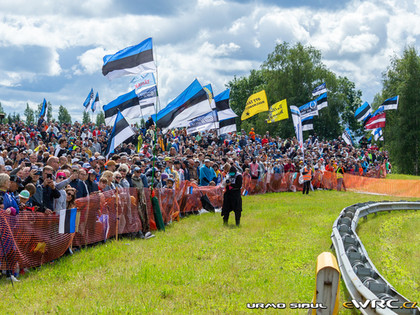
[
  {"xmin": 316, "ymin": 92, "xmax": 328, "ymax": 110},
  {"xmin": 130, "ymin": 72, "xmax": 156, "ymax": 93},
  {"xmin": 299, "ymin": 100, "xmax": 318, "ymax": 120},
  {"xmin": 103, "ymin": 89, "xmax": 140, "ymax": 126},
  {"xmin": 381, "ymin": 95, "xmax": 399, "ymax": 110},
  {"xmin": 83, "ymin": 88, "xmax": 94, "ymax": 112},
  {"xmin": 242, "ymin": 189, "xmax": 248, "ymax": 196},
  {"xmin": 155, "ymin": 79, "xmax": 213, "ymax": 131},
  {"xmin": 355, "ymin": 102, "xmax": 372, "ymax": 122},
  {"xmin": 342, "ymin": 128, "xmax": 353, "ymax": 145},
  {"xmin": 105, "ymin": 111, "xmax": 135, "ymax": 158},
  {"xmin": 371, "ymin": 128, "xmax": 384, "ymax": 141},
  {"xmin": 301, "ymin": 116, "xmax": 314, "ymax": 131},
  {"xmin": 312, "ymin": 83, "xmax": 327, "ymax": 97},
  {"xmin": 137, "ymin": 85, "xmax": 158, "ymax": 118},
  {"xmin": 59, "ymin": 208, "xmax": 77, "ymax": 234},
  {"xmin": 91, "ymin": 92, "xmax": 100, "ymax": 113},
  {"xmin": 39, "ymin": 98, "xmax": 48, "ymax": 118},
  {"xmin": 187, "ymin": 110, "xmax": 219, "ymax": 135},
  {"xmin": 102, "ymin": 37, "xmax": 156, "ymax": 80},
  {"xmin": 215, "ymin": 89, "xmax": 237, "ymax": 135},
  {"xmin": 290, "ymin": 106, "xmax": 303, "ymax": 152},
  {"xmin": 187, "ymin": 187, "xmax": 193, "ymax": 195}
]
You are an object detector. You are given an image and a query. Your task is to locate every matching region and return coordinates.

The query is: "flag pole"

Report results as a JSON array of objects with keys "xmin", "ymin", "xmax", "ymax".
[
  {"xmin": 153, "ymin": 37, "xmax": 161, "ymax": 113},
  {"xmin": 115, "ymin": 187, "xmax": 119, "ymax": 241}
]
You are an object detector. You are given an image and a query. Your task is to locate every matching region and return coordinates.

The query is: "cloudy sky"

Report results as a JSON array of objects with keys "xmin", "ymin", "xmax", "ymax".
[{"xmin": 0, "ymin": 0, "xmax": 419, "ymax": 122}]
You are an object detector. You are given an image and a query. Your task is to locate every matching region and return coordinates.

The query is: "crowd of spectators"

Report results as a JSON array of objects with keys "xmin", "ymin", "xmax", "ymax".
[{"xmin": 0, "ymin": 117, "xmax": 390, "ymax": 218}]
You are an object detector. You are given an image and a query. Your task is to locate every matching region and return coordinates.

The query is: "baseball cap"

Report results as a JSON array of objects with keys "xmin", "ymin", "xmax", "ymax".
[
  {"xmin": 88, "ymin": 169, "xmax": 97, "ymax": 175},
  {"xmin": 83, "ymin": 163, "xmax": 92, "ymax": 169},
  {"xmin": 133, "ymin": 167, "xmax": 141, "ymax": 172},
  {"xmin": 5, "ymin": 165, "xmax": 13, "ymax": 171},
  {"xmin": 19, "ymin": 190, "xmax": 30, "ymax": 199},
  {"xmin": 204, "ymin": 159, "xmax": 210, "ymax": 163}
]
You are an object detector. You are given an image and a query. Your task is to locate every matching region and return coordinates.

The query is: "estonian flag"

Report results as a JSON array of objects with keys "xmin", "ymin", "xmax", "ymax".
[
  {"xmin": 91, "ymin": 92, "xmax": 100, "ymax": 113},
  {"xmin": 136, "ymin": 85, "xmax": 158, "ymax": 118},
  {"xmin": 104, "ymin": 111, "xmax": 135, "ymax": 158},
  {"xmin": 59, "ymin": 208, "xmax": 77, "ymax": 234},
  {"xmin": 83, "ymin": 88, "xmax": 94, "ymax": 111},
  {"xmin": 242, "ymin": 189, "xmax": 248, "ymax": 196},
  {"xmin": 316, "ymin": 92, "xmax": 328, "ymax": 110},
  {"xmin": 381, "ymin": 95, "xmax": 399, "ymax": 110},
  {"xmin": 215, "ymin": 89, "xmax": 237, "ymax": 135},
  {"xmin": 39, "ymin": 98, "xmax": 48, "ymax": 118},
  {"xmin": 365, "ymin": 112, "xmax": 386, "ymax": 130},
  {"xmin": 355, "ymin": 102, "xmax": 372, "ymax": 122},
  {"xmin": 103, "ymin": 89, "xmax": 140, "ymax": 126},
  {"xmin": 301, "ymin": 116, "xmax": 314, "ymax": 131},
  {"xmin": 312, "ymin": 83, "xmax": 327, "ymax": 97},
  {"xmin": 102, "ymin": 37, "xmax": 156, "ymax": 80},
  {"xmin": 155, "ymin": 79, "xmax": 213, "ymax": 131},
  {"xmin": 187, "ymin": 187, "xmax": 193, "ymax": 195}
]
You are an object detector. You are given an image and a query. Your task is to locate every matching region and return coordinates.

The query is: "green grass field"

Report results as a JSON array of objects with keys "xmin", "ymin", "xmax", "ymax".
[
  {"xmin": 386, "ymin": 173, "xmax": 420, "ymax": 180},
  {"xmin": 0, "ymin": 191, "xmax": 418, "ymax": 314}
]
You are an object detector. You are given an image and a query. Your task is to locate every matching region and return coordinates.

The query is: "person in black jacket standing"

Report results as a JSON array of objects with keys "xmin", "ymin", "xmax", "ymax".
[{"xmin": 221, "ymin": 166, "xmax": 243, "ymax": 227}]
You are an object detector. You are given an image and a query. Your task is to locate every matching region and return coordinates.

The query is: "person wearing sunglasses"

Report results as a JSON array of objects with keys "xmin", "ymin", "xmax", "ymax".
[
  {"xmin": 113, "ymin": 171, "xmax": 123, "ymax": 188},
  {"xmin": 53, "ymin": 170, "xmax": 78, "ymax": 212},
  {"xmin": 65, "ymin": 186, "xmax": 77, "ymax": 209}
]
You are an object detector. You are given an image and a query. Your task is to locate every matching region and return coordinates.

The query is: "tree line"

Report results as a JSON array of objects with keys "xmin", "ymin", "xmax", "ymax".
[
  {"xmin": 227, "ymin": 42, "xmax": 419, "ymax": 175},
  {"xmin": 0, "ymin": 102, "xmax": 105, "ymax": 126}
]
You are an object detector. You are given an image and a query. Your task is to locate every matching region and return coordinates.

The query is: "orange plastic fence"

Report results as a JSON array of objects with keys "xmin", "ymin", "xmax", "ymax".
[
  {"xmin": 2, "ymin": 171, "xmax": 419, "ymax": 270},
  {"xmin": 344, "ymin": 173, "xmax": 420, "ymax": 198}
]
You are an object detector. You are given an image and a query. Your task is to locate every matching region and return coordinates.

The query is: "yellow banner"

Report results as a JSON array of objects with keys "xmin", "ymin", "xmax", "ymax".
[
  {"xmin": 267, "ymin": 99, "xmax": 289, "ymax": 123},
  {"xmin": 241, "ymin": 90, "xmax": 269, "ymax": 120}
]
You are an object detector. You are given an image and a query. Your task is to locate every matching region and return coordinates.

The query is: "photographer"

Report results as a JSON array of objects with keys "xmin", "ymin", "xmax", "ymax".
[{"xmin": 221, "ymin": 166, "xmax": 243, "ymax": 227}]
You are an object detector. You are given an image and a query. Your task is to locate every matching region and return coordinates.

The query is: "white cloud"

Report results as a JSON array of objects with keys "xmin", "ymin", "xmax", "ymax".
[
  {"xmin": 1, "ymin": 0, "xmax": 420, "ymax": 120},
  {"xmin": 74, "ymin": 47, "xmax": 108, "ymax": 75}
]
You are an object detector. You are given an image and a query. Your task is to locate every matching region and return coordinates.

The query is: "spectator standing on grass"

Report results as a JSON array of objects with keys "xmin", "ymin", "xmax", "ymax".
[{"xmin": 221, "ymin": 166, "xmax": 243, "ymax": 227}]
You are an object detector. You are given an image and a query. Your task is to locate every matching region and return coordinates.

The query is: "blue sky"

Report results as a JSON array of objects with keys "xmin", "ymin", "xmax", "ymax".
[{"xmin": 0, "ymin": 0, "xmax": 419, "ymax": 122}]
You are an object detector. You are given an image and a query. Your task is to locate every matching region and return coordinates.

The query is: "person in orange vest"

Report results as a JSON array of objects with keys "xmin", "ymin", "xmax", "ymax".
[
  {"xmin": 249, "ymin": 128, "xmax": 256, "ymax": 142},
  {"xmin": 301, "ymin": 163, "xmax": 312, "ymax": 195}
]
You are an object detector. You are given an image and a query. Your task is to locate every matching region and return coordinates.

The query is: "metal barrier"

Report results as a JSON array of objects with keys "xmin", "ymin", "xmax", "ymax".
[{"xmin": 331, "ymin": 201, "xmax": 420, "ymax": 315}]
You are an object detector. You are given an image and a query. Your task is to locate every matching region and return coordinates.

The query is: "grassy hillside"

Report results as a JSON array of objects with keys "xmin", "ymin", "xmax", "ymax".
[{"xmin": 0, "ymin": 191, "xmax": 417, "ymax": 314}]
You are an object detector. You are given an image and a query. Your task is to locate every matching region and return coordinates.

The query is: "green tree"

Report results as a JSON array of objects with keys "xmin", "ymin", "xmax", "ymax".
[
  {"xmin": 96, "ymin": 111, "xmax": 105, "ymax": 125},
  {"xmin": 24, "ymin": 103, "xmax": 35, "ymax": 125},
  {"xmin": 0, "ymin": 102, "xmax": 4, "ymax": 114},
  {"xmin": 227, "ymin": 42, "xmax": 360, "ymax": 139},
  {"xmin": 381, "ymin": 46, "xmax": 420, "ymax": 175},
  {"xmin": 226, "ymin": 69, "xmax": 266, "ymax": 134},
  {"xmin": 58, "ymin": 105, "xmax": 72, "ymax": 124},
  {"xmin": 82, "ymin": 111, "xmax": 91, "ymax": 124}
]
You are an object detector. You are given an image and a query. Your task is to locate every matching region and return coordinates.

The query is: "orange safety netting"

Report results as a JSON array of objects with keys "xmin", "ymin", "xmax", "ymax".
[{"xmin": 2, "ymin": 171, "xmax": 419, "ymax": 270}]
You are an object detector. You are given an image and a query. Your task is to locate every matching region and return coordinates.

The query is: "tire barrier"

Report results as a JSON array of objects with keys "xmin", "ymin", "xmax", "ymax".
[{"xmin": 331, "ymin": 201, "xmax": 420, "ymax": 315}]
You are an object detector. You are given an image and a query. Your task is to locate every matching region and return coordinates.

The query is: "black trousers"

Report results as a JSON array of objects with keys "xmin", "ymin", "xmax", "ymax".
[
  {"xmin": 223, "ymin": 210, "xmax": 241, "ymax": 225},
  {"xmin": 303, "ymin": 181, "xmax": 310, "ymax": 194}
]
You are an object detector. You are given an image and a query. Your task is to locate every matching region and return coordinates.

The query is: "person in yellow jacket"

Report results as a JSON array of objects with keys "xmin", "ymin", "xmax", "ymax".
[{"xmin": 301, "ymin": 163, "xmax": 312, "ymax": 195}]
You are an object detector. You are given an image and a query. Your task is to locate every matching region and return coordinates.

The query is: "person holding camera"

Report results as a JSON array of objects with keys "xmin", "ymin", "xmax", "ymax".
[
  {"xmin": 221, "ymin": 166, "xmax": 243, "ymax": 227},
  {"xmin": 41, "ymin": 166, "xmax": 60, "ymax": 214}
]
